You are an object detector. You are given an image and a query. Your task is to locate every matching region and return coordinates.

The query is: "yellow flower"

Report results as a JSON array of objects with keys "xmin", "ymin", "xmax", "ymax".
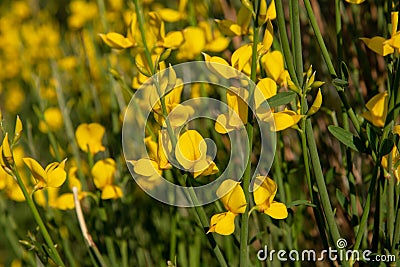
[
  {"xmin": 361, "ymin": 92, "xmax": 388, "ymax": 127},
  {"xmin": 38, "ymin": 107, "xmax": 64, "ymax": 133},
  {"xmin": 149, "ymin": 69, "xmax": 194, "ymax": 127},
  {"xmin": 91, "ymin": 158, "xmax": 123, "ymax": 199},
  {"xmin": 208, "ymin": 179, "xmax": 247, "ymax": 235},
  {"xmin": 261, "ymin": 50, "xmax": 290, "ymax": 86},
  {"xmin": 55, "ymin": 167, "xmax": 87, "ymax": 210},
  {"xmin": 75, "ymin": 123, "xmax": 106, "ymax": 154},
  {"xmin": 215, "ymin": 87, "xmax": 248, "ymax": 134},
  {"xmin": 360, "ymin": 12, "xmax": 399, "ymax": 56},
  {"xmin": 68, "ymin": 0, "xmax": 98, "ymax": 29},
  {"xmin": 175, "ymin": 130, "xmax": 219, "ymax": 178},
  {"xmin": 129, "ymin": 133, "xmax": 172, "ymax": 190},
  {"xmin": 254, "ymin": 78, "xmax": 302, "ymax": 131},
  {"xmin": 23, "ymin": 158, "xmax": 67, "ymax": 191},
  {"xmin": 253, "ymin": 176, "xmax": 288, "ymax": 219},
  {"xmin": 344, "ymin": 0, "xmax": 366, "ymax": 4},
  {"xmin": 176, "ymin": 26, "xmax": 206, "ymax": 60}
]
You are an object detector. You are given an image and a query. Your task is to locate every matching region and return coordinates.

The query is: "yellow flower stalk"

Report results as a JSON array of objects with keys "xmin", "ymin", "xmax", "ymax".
[
  {"xmin": 175, "ymin": 130, "xmax": 219, "ymax": 178},
  {"xmin": 208, "ymin": 179, "xmax": 247, "ymax": 235},
  {"xmin": 91, "ymin": 158, "xmax": 123, "ymax": 199},
  {"xmin": 23, "ymin": 158, "xmax": 67, "ymax": 191},
  {"xmin": 253, "ymin": 176, "xmax": 288, "ymax": 219},
  {"xmin": 361, "ymin": 92, "xmax": 388, "ymax": 128},
  {"xmin": 75, "ymin": 123, "xmax": 106, "ymax": 154}
]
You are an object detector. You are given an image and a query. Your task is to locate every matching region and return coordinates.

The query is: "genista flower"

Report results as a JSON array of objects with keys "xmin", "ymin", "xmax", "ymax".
[
  {"xmin": 361, "ymin": 92, "xmax": 388, "ymax": 128},
  {"xmin": 129, "ymin": 133, "xmax": 171, "ymax": 190},
  {"xmin": 208, "ymin": 179, "xmax": 247, "ymax": 235},
  {"xmin": 23, "ymin": 158, "xmax": 67, "ymax": 191},
  {"xmin": 360, "ymin": 12, "xmax": 399, "ymax": 56},
  {"xmin": 344, "ymin": 0, "xmax": 366, "ymax": 3},
  {"xmin": 91, "ymin": 158, "xmax": 123, "ymax": 200},
  {"xmin": 175, "ymin": 130, "xmax": 219, "ymax": 178},
  {"xmin": 38, "ymin": 107, "xmax": 64, "ymax": 133},
  {"xmin": 261, "ymin": 50, "xmax": 290, "ymax": 86},
  {"xmin": 75, "ymin": 123, "xmax": 106, "ymax": 154},
  {"xmin": 55, "ymin": 167, "xmax": 87, "ymax": 210},
  {"xmin": 253, "ymin": 176, "xmax": 288, "ymax": 219}
]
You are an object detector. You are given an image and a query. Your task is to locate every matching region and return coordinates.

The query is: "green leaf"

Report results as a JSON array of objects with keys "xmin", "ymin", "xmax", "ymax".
[
  {"xmin": 286, "ymin": 200, "xmax": 316, "ymax": 208},
  {"xmin": 332, "ymin": 78, "xmax": 349, "ymax": 88},
  {"xmin": 380, "ymin": 137, "xmax": 394, "ymax": 157},
  {"xmin": 340, "ymin": 61, "xmax": 349, "ymax": 82},
  {"xmin": 328, "ymin": 126, "xmax": 360, "ymax": 152},
  {"xmin": 267, "ymin": 91, "xmax": 297, "ymax": 108}
]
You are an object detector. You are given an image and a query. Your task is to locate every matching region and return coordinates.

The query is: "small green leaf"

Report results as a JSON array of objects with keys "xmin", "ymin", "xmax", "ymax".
[
  {"xmin": 332, "ymin": 78, "xmax": 349, "ymax": 88},
  {"xmin": 380, "ymin": 138, "xmax": 394, "ymax": 157},
  {"xmin": 340, "ymin": 61, "xmax": 349, "ymax": 81},
  {"xmin": 287, "ymin": 200, "xmax": 316, "ymax": 208},
  {"xmin": 267, "ymin": 91, "xmax": 297, "ymax": 108},
  {"xmin": 328, "ymin": 126, "xmax": 360, "ymax": 152}
]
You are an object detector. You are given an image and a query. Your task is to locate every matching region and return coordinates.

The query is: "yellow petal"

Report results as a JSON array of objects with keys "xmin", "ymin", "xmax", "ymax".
[
  {"xmin": 75, "ymin": 123, "xmax": 106, "ymax": 154},
  {"xmin": 217, "ymin": 179, "xmax": 247, "ymax": 214},
  {"xmin": 262, "ymin": 51, "xmax": 285, "ymax": 83},
  {"xmin": 208, "ymin": 212, "xmax": 237, "ymax": 235},
  {"xmin": 253, "ymin": 176, "xmax": 277, "ymax": 211},
  {"xmin": 231, "ymin": 44, "xmax": 252, "ymax": 73},
  {"xmin": 237, "ymin": 5, "xmax": 252, "ymax": 31},
  {"xmin": 226, "ymin": 88, "xmax": 248, "ymax": 125},
  {"xmin": 255, "ymin": 78, "xmax": 277, "ymax": 108},
  {"xmin": 1, "ymin": 133, "xmax": 13, "ymax": 168},
  {"xmin": 54, "ymin": 193, "xmax": 75, "ymax": 210},
  {"xmin": 393, "ymin": 125, "xmax": 400, "ymax": 136},
  {"xmin": 262, "ymin": 20, "xmax": 274, "ymax": 51},
  {"xmin": 14, "ymin": 116, "xmax": 23, "ymax": 142},
  {"xmin": 215, "ymin": 19, "xmax": 242, "ymax": 36},
  {"xmin": 157, "ymin": 8, "xmax": 184, "ymax": 22},
  {"xmin": 215, "ymin": 114, "xmax": 233, "ymax": 134},
  {"xmin": 45, "ymin": 159, "xmax": 67, "ymax": 188},
  {"xmin": 362, "ymin": 92, "xmax": 388, "ymax": 127},
  {"xmin": 264, "ymin": 202, "xmax": 288, "ymax": 219},
  {"xmin": 167, "ymin": 104, "xmax": 194, "ymax": 128},
  {"xmin": 360, "ymin": 37, "xmax": 394, "ymax": 56},
  {"xmin": 23, "ymin": 157, "xmax": 47, "ymax": 185},
  {"xmin": 387, "ymin": 32, "xmax": 400, "ymax": 49},
  {"xmin": 99, "ymin": 32, "xmax": 134, "ymax": 49},
  {"xmin": 271, "ymin": 111, "xmax": 302, "ymax": 131},
  {"xmin": 307, "ymin": 89, "xmax": 322, "ymax": 116},
  {"xmin": 175, "ymin": 130, "xmax": 207, "ymax": 170},
  {"xmin": 91, "ymin": 158, "xmax": 116, "ymax": 190},
  {"xmin": 158, "ymin": 131, "xmax": 172, "ymax": 169},
  {"xmin": 162, "ymin": 31, "xmax": 184, "ymax": 49},
  {"xmin": 132, "ymin": 158, "xmax": 162, "ymax": 177},
  {"xmin": 204, "ymin": 36, "xmax": 230, "ymax": 53},
  {"xmin": 391, "ymin": 12, "xmax": 399, "ymax": 37},
  {"xmin": 101, "ymin": 185, "xmax": 123, "ymax": 199},
  {"xmin": 344, "ymin": 0, "xmax": 365, "ymax": 3},
  {"xmin": 267, "ymin": 0, "xmax": 276, "ymax": 20}
]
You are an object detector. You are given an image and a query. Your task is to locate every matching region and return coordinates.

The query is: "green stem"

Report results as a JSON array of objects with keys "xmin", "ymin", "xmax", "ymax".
[
  {"xmin": 186, "ymin": 177, "xmax": 228, "ymax": 267},
  {"xmin": 303, "ymin": 0, "xmax": 361, "ymax": 135},
  {"xmin": 291, "ymin": 0, "xmax": 303, "ymax": 85},
  {"xmin": 13, "ymin": 168, "xmax": 65, "ymax": 266},
  {"xmin": 353, "ymin": 163, "xmax": 379, "ymax": 251},
  {"xmin": 239, "ymin": 19, "xmax": 260, "ymax": 267},
  {"xmin": 275, "ymin": 0, "xmax": 300, "ymax": 87},
  {"xmin": 305, "ymin": 119, "xmax": 349, "ymax": 266},
  {"xmin": 335, "ymin": 0, "xmax": 343, "ymax": 68}
]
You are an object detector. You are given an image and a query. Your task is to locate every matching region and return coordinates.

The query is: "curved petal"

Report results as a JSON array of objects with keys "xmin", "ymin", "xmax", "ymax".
[
  {"xmin": 23, "ymin": 157, "xmax": 46, "ymax": 184},
  {"xmin": 208, "ymin": 212, "xmax": 237, "ymax": 235},
  {"xmin": 46, "ymin": 159, "xmax": 67, "ymax": 188},
  {"xmin": 217, "ymin": 179, "xmax": 247, "ymax": 213},
  {"xmin": 253, "ymin": 176, "xmax": 277, "ymax": 210},
  {"xmin": 264, "ymin": 202, "xmax": 288, "ymax": 219}
]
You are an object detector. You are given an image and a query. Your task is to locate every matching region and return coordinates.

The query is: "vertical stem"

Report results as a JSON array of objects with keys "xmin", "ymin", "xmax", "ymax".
[
  {"xmin": 305, "ymin": 119, "xmax": 349, "ymax": 266},
  {"xmin": 291, "ymin": 0, "xmax": 303, "ymax": 85},
  {"xmin": 275, "ymin": 0, "xmax": 300, "ymax": 87},
  {"xmin": 239, "ymin": 18, "xmax": 260, "ymax": 266},
  {"xmin": 13, "ymin": 169, "xmax": 65, "ymax": 266}
]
